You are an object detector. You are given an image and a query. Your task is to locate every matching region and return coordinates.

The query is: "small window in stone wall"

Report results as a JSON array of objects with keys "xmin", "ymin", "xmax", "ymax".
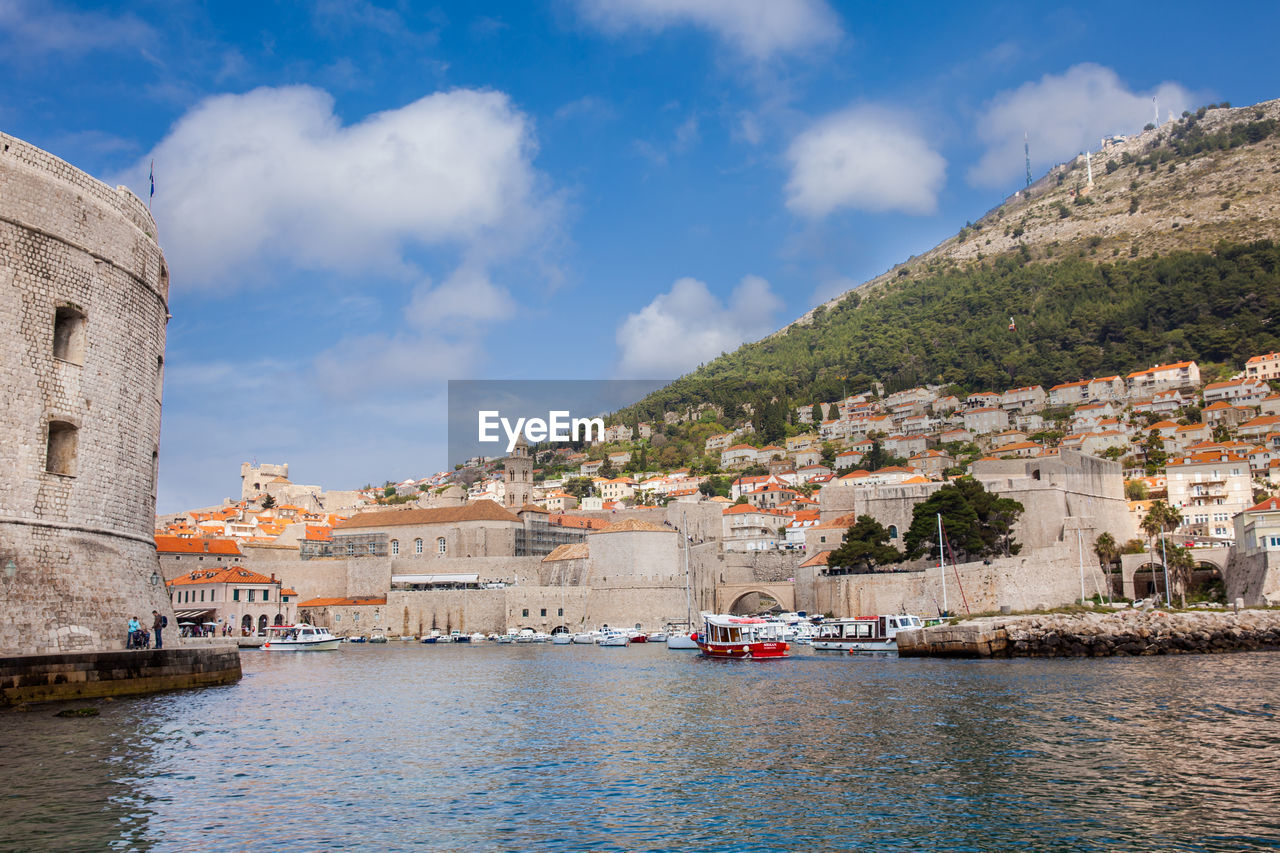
[
  {"xmin": 540, "ymin": 608, "xmax": 546, "ymax": 617},
  {"xmin": 52, "ymin": 306, "xmax": 86, "ymax": 364},
  {"xmin": 45, "ymin": 421, "xmax": 78, "ymax": 476},
  {"xmin": 391, "ymin": 539, "xmax": 399, "ymax": 555},
  {"xmin": 522, "ymin": 608, "xmax": 529, "ymax": 617},
  {"xmin": 438, "ymin": 537, "xmax": 447, "ymax": 555}
]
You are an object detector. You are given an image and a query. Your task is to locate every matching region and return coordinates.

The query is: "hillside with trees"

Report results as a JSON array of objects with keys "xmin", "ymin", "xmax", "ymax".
[{"xmin": 620, "ymin": 100, "xmax": 1280, "ymax": 422}]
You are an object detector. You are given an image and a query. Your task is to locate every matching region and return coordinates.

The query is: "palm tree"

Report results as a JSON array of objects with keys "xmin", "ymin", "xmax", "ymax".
[{"xmin": 1093, "ymin": 532, "xmax": 1118, "ymax": 602}]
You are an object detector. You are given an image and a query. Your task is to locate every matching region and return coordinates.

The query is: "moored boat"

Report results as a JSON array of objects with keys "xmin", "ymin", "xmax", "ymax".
[
  {"xmin": 695, "ymin": 613, "xmax": 789, "ymax": 659},
  {"xmin": 812, "ymin": 614, "xmax": 924, "ymax": 653},
  {"xmin": 262, "ymin": 623, "xmax": 342, "ymax": 651},
  {"xmin": 665, "ymin": 632, "xmax": 699, "ymax": 650},
  {"xmin": 598, "ymin": 628, "xmax": 630, "ymax": 647},
  {"xmin": 368, "ymin": 628, "xmax": 388, "ymax": 644}
]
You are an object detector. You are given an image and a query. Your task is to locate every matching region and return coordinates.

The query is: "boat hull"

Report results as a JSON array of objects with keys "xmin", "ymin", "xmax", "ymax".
[
  {"xmin": 262, "ymin": 639, "xmax": 342, "ymax": 651},
  {"xmin": 813, "ymin": 639, "xmax": 897, "ymax": 652},
  {"xmin": 665, "ymin": 634, "xmax": 699, "ymax": 650},
  {"xmin": 696, "ymin": 640, "xmax": 789, "ymax": 659}
]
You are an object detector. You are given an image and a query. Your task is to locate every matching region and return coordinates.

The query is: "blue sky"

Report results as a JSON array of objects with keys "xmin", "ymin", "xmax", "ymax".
[{"xmin": 3, "ymin": 0, "xmax": 1277, "ymax": 511}]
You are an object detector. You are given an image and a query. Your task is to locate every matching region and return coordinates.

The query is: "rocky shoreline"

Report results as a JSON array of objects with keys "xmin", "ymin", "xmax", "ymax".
[{"xmin": 896, "ymin": 609, "xmax": 1280, "ymax": 658}]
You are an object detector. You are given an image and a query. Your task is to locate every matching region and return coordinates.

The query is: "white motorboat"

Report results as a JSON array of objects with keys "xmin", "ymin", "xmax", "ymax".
[
  {"xmin": 572, "ymin": 631, "xmax": 599, "ymax": 645},
  {"xmin": 469, "ymin": 632, "xmax": 486, "ymax": 643},
  {"xmin": 646, "ymin": 630, "xmax": 669, "ymax": 643},
  {"xmin": 368, "ymin": 628, "xmax": 388, "ymax": 644},
  {"xmin": 812, "ymin": 614, "xmax": 924, "ymax": 653},
  {"xmin": 262, "ymin": 623, "xmax": 341, "ymax": 651},
  {"xmin": 598, "ymin": 628, "xmax": 630, "ymax": 647},
  {"xmin": 665, "ymin": 632, "xmax": 699, "ymax": 650},
  {"xmin": 551, "ymin": 631, "xmax": 572, "ymax": 645}
]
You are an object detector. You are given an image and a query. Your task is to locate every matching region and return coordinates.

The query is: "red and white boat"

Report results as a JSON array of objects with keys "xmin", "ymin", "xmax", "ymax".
[{"xmin": 695, "ymin": 613, "xmax": 790, "ymax": 659}]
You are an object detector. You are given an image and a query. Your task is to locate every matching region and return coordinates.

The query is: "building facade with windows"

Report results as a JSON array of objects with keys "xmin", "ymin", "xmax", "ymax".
[
  {"xmin": 167, "ymin": 566, "xmax": 295, "ymax": 635},
  {"xmin": 1165, "ymin": 450, "xmax": 1253, "ymax": 541}
]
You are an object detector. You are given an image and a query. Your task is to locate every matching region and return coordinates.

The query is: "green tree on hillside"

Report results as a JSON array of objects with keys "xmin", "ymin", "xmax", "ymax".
[
  {"xmin": 903, "ymin": 479, "xmax": 1024, "ymax": 563},
  {"xmin": 827, "ymin": 516, "xmax": 903, "ymax": 574}
]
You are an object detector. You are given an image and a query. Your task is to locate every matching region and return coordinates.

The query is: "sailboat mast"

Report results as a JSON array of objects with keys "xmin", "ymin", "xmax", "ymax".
[
  {"xmin": 937, "ymin": 512, "xmax": 948, "ymax": 616},
  {"xmin": 683, "ymin": 509, "xmax": 692, "ymax": 627}
]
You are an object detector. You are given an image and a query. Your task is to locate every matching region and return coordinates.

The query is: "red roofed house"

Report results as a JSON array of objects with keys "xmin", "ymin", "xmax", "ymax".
[
  {"xmin": 721, "ymin": 503, "xmax": 793, "ymax": 551},
  {"xmin": 167, "ymin": 565, "xmax": 294, "ymax": 636},
  {"xmin": 1165, "ymin": 450, "xmax": 1252, "ymax": 540},
  {"xmin": 1245, "ymin": 352, "xmax": 1280, "ymax": 382},
  {"xmin": 1234, "ymin": 496, "xmax": 1280, "ymax": 564},
  {"xmin": 155, "ymin": 535, "xmax": 243, "ymax": 581},
  {"xmin": 1126, "ymin": 361, "xmax": 1200, "ymax": 397}
]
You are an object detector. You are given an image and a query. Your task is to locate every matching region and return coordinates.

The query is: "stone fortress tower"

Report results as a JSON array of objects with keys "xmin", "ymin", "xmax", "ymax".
[
  {"xmin": 241, "ymin": 461, "xmax": 289, "ymax": 500},
  {"xmin": 0, "ymin": 132, "xmax": 179, "ymax": 655},
  {"xmin": 504, "ymin": 435, "xmax": 533, "ymax": 508}
]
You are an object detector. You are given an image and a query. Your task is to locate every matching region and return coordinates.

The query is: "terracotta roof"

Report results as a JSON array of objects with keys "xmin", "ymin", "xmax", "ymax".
[
  {"xmin": 335, "ymin": 503, "xmax": 520, "ymax": 529},
  {"xmin": 594, "ymin": 519, "xmax": 670, "ymax": 533},
  {"xmin": 1246, "ymin": 497, "xmax": 1280, "ymax": 513},
  {"xmin": 1127, "ymin": 361, "xmax": 1195, "ymax": 378},
  {"xmin": 549, "ymin": 514, "xmax": 611, "ymax": 530},
  {"xmin": 799, "ymin": 550, "xmax": 831, "ymax": 567},
  {"xmin": 297, "ymin": 596, "xmax": 387, "ymax": 607},
  {"xmin": 542, "ymin": 543, "xmax": 590, "ymax": 562},
  {"xmin": 280, "ymin": 588, "xmax": 299, "ymax": 596},
  {"xmin": 167, "ymin": 566, "xmax": 276, "ymax": 586},
  {"xmin": 154, "ymin": 535, "xmax": 242, "ymax": 556}
]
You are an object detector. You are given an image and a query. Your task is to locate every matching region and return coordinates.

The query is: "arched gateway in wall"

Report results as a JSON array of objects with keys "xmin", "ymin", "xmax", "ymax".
[{"xmin": 715, "ymin": 583, "xmax": 796, "ymax": 615}]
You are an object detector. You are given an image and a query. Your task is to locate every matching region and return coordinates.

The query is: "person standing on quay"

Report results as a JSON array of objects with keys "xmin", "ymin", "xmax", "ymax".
[{"xmin": 152, "ymin": 610, "xmax": 164, "ymax": 649}]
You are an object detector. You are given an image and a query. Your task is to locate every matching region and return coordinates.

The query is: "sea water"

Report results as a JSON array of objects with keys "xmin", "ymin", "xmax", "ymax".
[{"xmin": 2, "ymin": 643, "xmax": 1278, "ymax": 851}]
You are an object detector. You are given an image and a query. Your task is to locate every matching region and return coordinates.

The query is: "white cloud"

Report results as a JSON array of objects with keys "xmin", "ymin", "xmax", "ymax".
[
  {"xmin": 785, "ymin": 105, "xmax": 946, "ymax": 218},
  {"xmin": 116, "ymin": 85, "xmax": 550, "ymax": 287},
  {"xmin": 406, "ymin": 266, "xmax": 514, "ymax": 328},
  {"xmin": 968, "ymin": 63, "xmax": 1198, "ymax": 188},
  {"xmin": 615, "ymin": 275, "xmax": 783, "ymax": 378},
  {"xmin": 573, "ymin": 0, "xmax": 841, "ymax": 60},
  {"xmin": 0, "ymin": 0, "xmax": 151, "ymax": 57}
]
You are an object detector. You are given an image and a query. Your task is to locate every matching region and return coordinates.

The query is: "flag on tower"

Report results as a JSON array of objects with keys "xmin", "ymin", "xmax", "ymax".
[{"xmin": 149, "ymin": 160, "xmax": 155, "ymax": 207}]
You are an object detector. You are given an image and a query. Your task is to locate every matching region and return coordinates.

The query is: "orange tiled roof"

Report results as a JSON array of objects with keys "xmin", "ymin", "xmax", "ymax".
[
  {"xmin": 167, "ymin": 566, "xmax": 276, "ymax": 586},
  {"xmin": 154, "ymin": 535, "xmax": 242, "ymax": 556}
]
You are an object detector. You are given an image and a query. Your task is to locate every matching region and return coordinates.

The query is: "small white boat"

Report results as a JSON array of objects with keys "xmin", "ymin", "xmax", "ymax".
[
  {"xmin": 469, "ymin": 632, "xmax": 486, "ymax": 643},
  {"xmin": 551, "ymin": 631, "xmax": 572, "ymax": 645},
  {"xmin": 572, "ymin": 631, "xmax": 599, "ymax": 645},
  {"xmin": 598, "ymin": 628, "xmax": 629, "ymax": 647},
  {"xmin": 262, "ymin": 624, "xmax": 341, "ymax": 651},
  {"xmin": 665, "ymin": 632, "xmax": 699, "ymax": 650},
  {"xmin": 368, "ymin": 628, "xmax": 388, "ymax": 644},
  {"xmin": 646, "ymin": 630, "xmax": 669, "ymax": 643}
]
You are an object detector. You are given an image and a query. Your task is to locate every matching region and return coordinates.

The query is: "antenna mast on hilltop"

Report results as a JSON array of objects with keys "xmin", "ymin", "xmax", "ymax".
[
  {"xmin": 1024, "ymin": 132, "xmax": 1032, "ymax": 189},
  {"xmin": 1153, "ymin": 96, "xmax": 1160, "ymax": 127}
]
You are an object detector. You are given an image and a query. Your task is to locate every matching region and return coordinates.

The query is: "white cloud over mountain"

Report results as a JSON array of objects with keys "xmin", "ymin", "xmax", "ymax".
[
  {"xmin": 615, "ymin": 275, "xmax": 782, "ymax": 378},
  {"xmin": 118, "ymin": 85, "xmax": 549, "ymax": 287},
  {"xmin": 785, "ymin": 104, "xmax": 947, "ymax": 218},
  {"xmin": 968, "ymin": 63, "xmax": 1197, "ymax": 188},
  {"xmin": 573, "ymin": 0, "xmax": 841, "ymax": 60}
]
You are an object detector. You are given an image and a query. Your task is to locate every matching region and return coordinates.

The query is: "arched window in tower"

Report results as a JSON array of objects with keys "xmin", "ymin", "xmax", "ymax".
[
  {"xmin": 52, "ymin": 305, "xmax": 86, "ymax": 364},
  {"xmin": 888, "ymin": 525, "xmax": 898, "ymax": 540},
  {"xmin": 45, "ymin": 421, "xmax": 78, "ymax": 475}
]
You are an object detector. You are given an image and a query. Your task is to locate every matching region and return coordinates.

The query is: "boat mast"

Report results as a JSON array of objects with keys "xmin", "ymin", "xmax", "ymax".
[
  {"xmin": 937, "ymin": 512, "xmax": 948, "ymax": 616},
  {"xmin": 683, "ymin": 509, "xmax": 692, "ymax": 628}
]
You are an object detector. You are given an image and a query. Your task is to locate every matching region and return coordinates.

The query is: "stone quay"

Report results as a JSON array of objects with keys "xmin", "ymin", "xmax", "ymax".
[{"xmin": 896, "ymin": 609, "xmax": 1280, "ymax": 658}]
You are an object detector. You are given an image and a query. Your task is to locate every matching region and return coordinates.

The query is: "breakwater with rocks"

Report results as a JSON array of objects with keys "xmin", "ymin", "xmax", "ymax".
[{"xmin": 897, "ymin": 609, "xmax": 1280, "ymax": 658}]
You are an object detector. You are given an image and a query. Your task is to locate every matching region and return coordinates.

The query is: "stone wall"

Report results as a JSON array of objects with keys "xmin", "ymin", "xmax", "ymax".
[
  {"xmin": 0, "ymin": 644, "xmax": 241, "ymax": 705},
  {"xmin": 798, "ymin": 541, "xmax": 1111, "ymax": 618},
  {"xmin": 898, "ymin": 609, "xmax": 1280, "ymax": 658},
  {"xmin": 0, "ymin": 131, "xmax": 176, "ymax": 655}
]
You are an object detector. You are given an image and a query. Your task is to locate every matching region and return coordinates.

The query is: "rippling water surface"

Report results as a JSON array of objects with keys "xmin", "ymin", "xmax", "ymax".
[{"xmin": 3, "ymin": 644, "xmax": 1280, "ymax": 851}]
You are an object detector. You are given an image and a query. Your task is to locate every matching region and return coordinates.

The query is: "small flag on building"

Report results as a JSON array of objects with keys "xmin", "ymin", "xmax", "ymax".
[{"xmin": 149, "ymin": 160, "xmax": 155, "ymax": 208}]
